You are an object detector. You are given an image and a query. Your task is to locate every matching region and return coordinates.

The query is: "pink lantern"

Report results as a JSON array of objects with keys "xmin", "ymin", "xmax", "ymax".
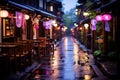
[
  {"xmin": 96, "ymin": 15, "xmax": 103, "ymax": 21},
  {"xmin": 102, "ymin": 14, "xmax": 112, "ymax": 21}
]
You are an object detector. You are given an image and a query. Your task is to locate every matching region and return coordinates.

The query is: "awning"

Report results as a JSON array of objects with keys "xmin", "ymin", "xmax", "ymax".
[
  {"xmin": 97, "ymin": 0, "xmax": 117, "ymax": 12},
  {"xmin": 80, "ymin": 17, "xmax": 90, "ymax": 24},
  {"xmin": 8, "ymin": 1, "xmax": 56, "ymax": 18},
  {"xmin": 100, "ymin": 0, "xmax": 117, "ymax": 9},
  {"xmin": 34, "ymin": 8, "xmax": 56, "ymax": 18},
  {"xmin": 8, "ymin": 1, "xmax": 34, "ymax": 11}
]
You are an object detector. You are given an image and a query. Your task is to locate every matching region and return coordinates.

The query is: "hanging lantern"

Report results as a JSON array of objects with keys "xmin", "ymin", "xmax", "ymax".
[
  {"xmin": 24, "ymin": 14, "xmax": 29, "ymax": 20},
  {"xmin": 91, "ymin": 19, "xmax": 97, "ymax": 30},
  {"xmin": 44, "ymin": 21, "xmax": 51, "ymax": 29},
  {"xmin": 91, "ymin": 19, "xmax": 97, "ymax": 25},
  {"xmin": 84, "ymin": 23, "xmax": 89, "ymax": 29},
  {"xmin": 102, "ymin": 14, "xmax": 112, "ymax": 21},
  {"xmin": 0, "ymin": 10, "xmax": 8, "ymax": 18},
  {"xmin": 98, "ymin": 38, "xmax": 103, "ymax": 43},
  {"xmin": 96, "ymin": 15, "xmax": 103, "ymax": 21},
  {"xmin": 103, "ymin": 14, "xmax": 111, "ymax": 32}
]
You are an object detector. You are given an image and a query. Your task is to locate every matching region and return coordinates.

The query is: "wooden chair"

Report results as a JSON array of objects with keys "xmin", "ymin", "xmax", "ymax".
[{"xmin": 38, "ymin": 37, "xmax": 46, "ymax": 57}]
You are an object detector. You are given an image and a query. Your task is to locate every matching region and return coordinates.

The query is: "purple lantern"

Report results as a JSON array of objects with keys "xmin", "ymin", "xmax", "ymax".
[
  {"xmin": 96, "ymin": 15, "xmax": 103, "ymax": 21},
  {"xmin": 102, "ymin": 14, "xmax": 112, "ymax": 21},
  {"xmin": 91, "ymin": 19, "xmax": 97, "ymax": 30},
  {"xmin": 43, "ymin": 21, "xmax": 51, "ymax": 29},
  {"xmin": 91, "ymin": 19, "xmax": 97, "ymax": 25}
]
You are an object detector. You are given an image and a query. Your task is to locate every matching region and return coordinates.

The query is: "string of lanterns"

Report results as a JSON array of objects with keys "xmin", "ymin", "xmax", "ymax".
[{"xmin": 91, "ymin": 14, "xmax": 112, "ymax": 31}]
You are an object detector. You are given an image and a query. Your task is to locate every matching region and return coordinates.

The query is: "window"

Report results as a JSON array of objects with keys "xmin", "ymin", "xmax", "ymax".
[
  {"xmin": 39, "ymin": 0, "xmax": 43, "ymax": 8},
  {"xmin": 50, "ymin": 5, "xmax": 53, "ymax": 11},
  {"xmin": 2, "ymin": 18, "xmax": 14, "ymax": 37}
]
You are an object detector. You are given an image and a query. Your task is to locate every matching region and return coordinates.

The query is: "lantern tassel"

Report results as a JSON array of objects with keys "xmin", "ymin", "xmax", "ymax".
[{"xmin": 105, "ymin": 21, "xmax": 110, "ymax": 32}]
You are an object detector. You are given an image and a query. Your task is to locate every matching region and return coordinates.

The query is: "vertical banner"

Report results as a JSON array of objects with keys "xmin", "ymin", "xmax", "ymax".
[
  {"xmin": 105, "ymin": 21, "xmax": 110, "ymax": 32},
  {"xmin": 16, "ymin": 12, "xmax": 23, "ymax": 28},
  {"xmin": 92, "ymin": 25, "xmax": 96, "ymax": 30},
  {"xmin": 91, "ymin": 19, "xmax": 97, "ymax": 31}
]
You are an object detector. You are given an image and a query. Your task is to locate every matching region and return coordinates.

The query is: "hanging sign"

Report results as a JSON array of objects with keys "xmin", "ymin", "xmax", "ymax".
[
  {"xmin": 16, "ymin": 12, "xmax": 23, "ymax": 28},
  {"xmin": 105, "ymin": 21, "xmax": 110, "ymax": 32}
]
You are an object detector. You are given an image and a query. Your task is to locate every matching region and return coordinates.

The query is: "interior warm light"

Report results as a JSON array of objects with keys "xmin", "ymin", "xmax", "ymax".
[
  {"xmin": 0, "ymin": 10, "xmax": 8, "ymax": 17},
  {"xmin": 80, "ymin": 27, "xmax": 82, "ymax": 30},
  {"xmin": 84, "ymin": 74, "xmax": 91, "ymax": 80},
  {"xmin": 57, "ymin": 27, "xmax": 60, "ymax": 30},
  {"xmin": 50, "ymin": 5, "xmax": 53, "ymax": 11}
]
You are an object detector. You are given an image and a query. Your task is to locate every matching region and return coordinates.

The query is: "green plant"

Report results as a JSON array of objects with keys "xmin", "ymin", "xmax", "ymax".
[
  {"xmin": 94, "ymin": 50, "xmax": 102, "ymax": 57},
  {"xmin": 96, "ymin": 22, "xmax": 102, "ymax": 32},
  {"xmin": 97, "ymin": 35, "xmax": 103, "ymax": 39}
]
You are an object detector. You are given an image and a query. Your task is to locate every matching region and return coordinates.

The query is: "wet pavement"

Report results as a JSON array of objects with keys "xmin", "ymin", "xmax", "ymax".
[
  {"xmin": 30, "ymin": 36, "xmax": 109, "ymax": 80},
  {"xmin": 8, "ymin": 36, "xmax": 110, "ymax": 80}
]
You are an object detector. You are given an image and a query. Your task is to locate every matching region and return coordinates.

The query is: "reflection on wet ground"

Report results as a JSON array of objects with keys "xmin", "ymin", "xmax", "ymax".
[
  {"xmin": 30, "ymin": 36, "xmax": 109, "ymax": 80},
  {"xmin": 30, "ymin": 36, "xmax": 96, "ymax": 80}
]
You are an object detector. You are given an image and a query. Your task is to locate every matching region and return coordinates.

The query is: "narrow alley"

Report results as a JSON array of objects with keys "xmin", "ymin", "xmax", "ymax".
[
  {"xmin": 0, "ymin": 0, "xmax": 119, "ymax": 80},
  {"xmin": 18, "ymin": 36, "xmax": 109, "ymax": 80}
]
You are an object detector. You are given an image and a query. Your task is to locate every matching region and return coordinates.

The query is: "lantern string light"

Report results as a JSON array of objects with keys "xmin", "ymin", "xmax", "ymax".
[{"xmin": 93, "ymin": 14, "xmax": 112, "ymax": 31}]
